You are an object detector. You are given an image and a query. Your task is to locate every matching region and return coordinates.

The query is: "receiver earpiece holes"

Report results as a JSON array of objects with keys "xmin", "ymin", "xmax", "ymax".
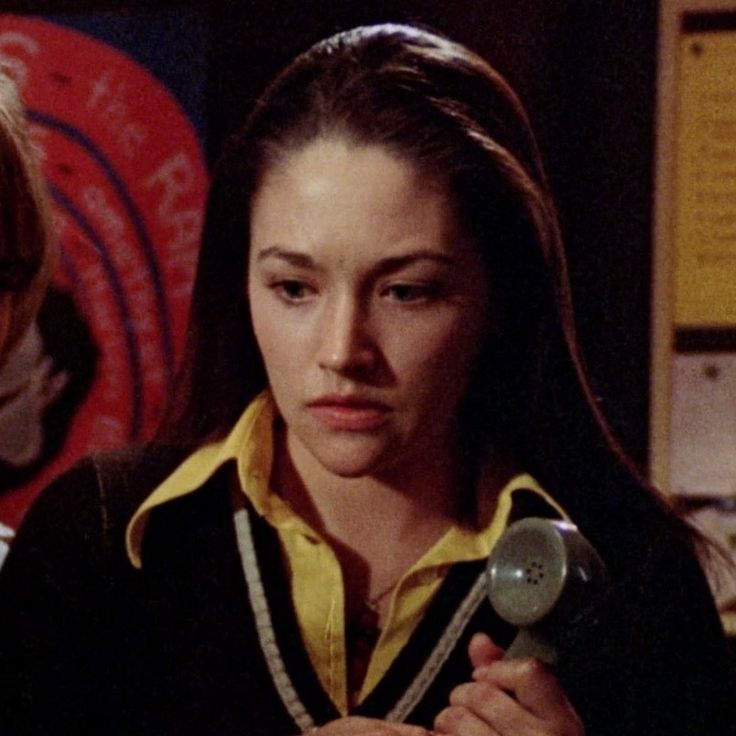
[{"xmin": 525, "ymin": 560, "xmax": 545, "ymax": 585}]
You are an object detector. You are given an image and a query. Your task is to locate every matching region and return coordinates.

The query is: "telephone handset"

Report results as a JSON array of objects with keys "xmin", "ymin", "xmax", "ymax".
[{"xmin": 486, "ymin": 517, "xmax": 607, "ymax": 666}]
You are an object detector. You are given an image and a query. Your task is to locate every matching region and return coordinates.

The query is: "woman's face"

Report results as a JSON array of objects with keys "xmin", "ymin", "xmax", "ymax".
[{"xmin": 248, "ymin": 137, "xmax": 492, "ymax": 480}]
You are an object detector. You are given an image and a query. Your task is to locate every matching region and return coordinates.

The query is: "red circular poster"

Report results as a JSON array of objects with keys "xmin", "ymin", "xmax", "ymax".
[{"xmin": 0, "ymin": 15, "xmax": 208, "ymax": 530}]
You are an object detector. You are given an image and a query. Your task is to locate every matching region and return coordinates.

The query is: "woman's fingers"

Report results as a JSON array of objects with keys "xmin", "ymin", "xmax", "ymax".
[
  {"xmin": 474, "ymin": 658, "xmax": 578, "ymax": 722},
  {"xmin": 435, "ymin": 702, "xmax": 501, "ymax": 736},
  {"xmin": 468, "ymin": 657, "xmax": 584, "ymax": 735},
  {"xmin": 436, "ymin": 682, "xmax": 524, "ymax": 735},
  {"xmin": 467, "ymin": 632, "xmax": 505, "ymax": 670},
  {"xmin": 435, "ymin": 636, "xmax": 584, "ymax": 735},
  {"xmin": 312, "ymin": 715, "xmax": 434, "ymax": 735},
  {"xmin": 438, "ymin": 679, "xmax": 541, "ymax": 735}
]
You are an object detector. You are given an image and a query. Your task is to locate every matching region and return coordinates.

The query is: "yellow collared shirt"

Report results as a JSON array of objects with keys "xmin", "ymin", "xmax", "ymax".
[{"xmin": 127, "ymin": 392, "xmax": 565, "ymax": 715}]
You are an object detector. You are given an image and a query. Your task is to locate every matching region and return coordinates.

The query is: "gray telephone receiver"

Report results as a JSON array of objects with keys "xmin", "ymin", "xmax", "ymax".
[{"xmin": 485, "ymin": 517, "xmax": 607, "ymax": 666}]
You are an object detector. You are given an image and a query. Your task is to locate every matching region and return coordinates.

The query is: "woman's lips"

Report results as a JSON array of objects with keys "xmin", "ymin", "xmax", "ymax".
[{"xmin": 307, "ymin": 397, "xmax": 391, "ymax": 431}]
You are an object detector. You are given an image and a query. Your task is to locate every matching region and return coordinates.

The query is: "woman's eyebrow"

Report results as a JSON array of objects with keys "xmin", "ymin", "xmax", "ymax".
[
  {"xmin": 255, "ymin": 246, "xmax": 455, "ymax": 272},
  {"xmin": 255, "ymin": 246, "xmax": 317, "ymax": 269},
  {"xmin": 372, "ymin": 251, "xmax": 455, "ymax": 275}
]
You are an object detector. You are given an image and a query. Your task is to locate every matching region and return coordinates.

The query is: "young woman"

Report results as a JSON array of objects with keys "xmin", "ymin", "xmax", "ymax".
[
  {"xmin": 0, "ymin": 71, "xmax": 55, "ymax": 369},
  {"xmin": 0, "ymin": 24, "xmax": 732, "ymax": 736},
  {"xmin": 0, "ymin": 70, "xmax": 56, "ymax": 561},
  {"xmin": 0, "ymin": 73, "xmax": 89, "ymax": 508}
]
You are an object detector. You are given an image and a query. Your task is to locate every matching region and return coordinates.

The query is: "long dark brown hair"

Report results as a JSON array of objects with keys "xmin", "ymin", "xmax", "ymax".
[
  {"xmin": 160, "ymin": 24, "xmax": 696, "ymax": 572},
  {"xmin": 0, "ymin": 71, "xmax": 55, "ymax": 358}
]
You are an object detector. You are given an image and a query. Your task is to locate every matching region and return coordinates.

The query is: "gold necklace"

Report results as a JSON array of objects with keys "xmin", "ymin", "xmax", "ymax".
[{"xmin": 366, "ymin": 577, "xmax": 401, "ymax": 612}]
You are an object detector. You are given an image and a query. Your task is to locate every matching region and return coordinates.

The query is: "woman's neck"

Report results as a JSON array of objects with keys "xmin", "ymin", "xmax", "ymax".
[
  {"xmin": 271, "ymin": 424, "xmax": 468, "ymax": 619},
  {"xmin": 274, "ymin": 425, "xmax": 465, "ymax": 543}
]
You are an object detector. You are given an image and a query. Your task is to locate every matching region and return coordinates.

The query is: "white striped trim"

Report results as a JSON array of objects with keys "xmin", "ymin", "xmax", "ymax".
[
  {"xmin": 385, "ymin": 571, "xmax": 487, "ymax": 722},
  {"xmin": 233, "ymin": 507, "xmax": 316, "ymax": 733},
  {"xmin": 234, "ymin": 500, "xmax": 488, "ymax": 728}
]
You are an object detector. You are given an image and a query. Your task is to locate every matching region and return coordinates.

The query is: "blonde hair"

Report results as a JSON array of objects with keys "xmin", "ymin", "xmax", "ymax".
[{"xmin": 0, "ymin": 71, "xmax": 55, "ymax": 359}]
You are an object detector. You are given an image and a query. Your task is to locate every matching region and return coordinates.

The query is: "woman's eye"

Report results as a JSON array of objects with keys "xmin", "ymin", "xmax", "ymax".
[
  {"xmin": 272, "ymin": 280, "xmax": 314, "ymax": 302},
  {"xmin": 384, "ymin": 283, "xmax": 438, "ymax": 303}
]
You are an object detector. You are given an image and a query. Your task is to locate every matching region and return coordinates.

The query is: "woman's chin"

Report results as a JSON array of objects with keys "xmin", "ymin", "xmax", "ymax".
[
  {"xmin": 286, "ymin": 421, "xmax": 412, "ymax": 481},
  {"xmin": 314, "ymin": 450, "xmax": 389, "ymax": 479},
  {"xmin": 306, "ymin": 436, "xmax": 401, "ymax": 479}
]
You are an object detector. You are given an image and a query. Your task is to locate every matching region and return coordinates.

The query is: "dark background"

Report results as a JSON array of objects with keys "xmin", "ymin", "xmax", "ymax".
[{"xmin": 5, "ymin": 0, "xmax": 659, "ymax": 469}]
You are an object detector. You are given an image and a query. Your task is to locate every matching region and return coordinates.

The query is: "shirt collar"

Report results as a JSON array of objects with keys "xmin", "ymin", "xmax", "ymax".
[{"xmin": 125, "ymin": 391, "xmax": 275, "ymax": 568}]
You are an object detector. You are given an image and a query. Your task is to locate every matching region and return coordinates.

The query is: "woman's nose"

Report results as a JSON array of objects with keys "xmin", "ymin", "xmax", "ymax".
[{"xmin": 317, "ymin": 295, "xmax": 377, "ymax": 375}]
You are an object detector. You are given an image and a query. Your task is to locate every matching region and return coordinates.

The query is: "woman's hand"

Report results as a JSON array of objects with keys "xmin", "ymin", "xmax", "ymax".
[
  {"xmin": 309, "ymin": 716, "xmax": 433, "ymax": 736},
  {"xmin": 434, "ymin": 633, "xmax": 584, "ymax": 736}
]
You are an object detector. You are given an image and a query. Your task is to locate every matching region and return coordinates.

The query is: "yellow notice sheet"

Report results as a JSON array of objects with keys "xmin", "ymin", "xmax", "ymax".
[{"xmin": 675, "ymin": 30, "xmax": 736, "ymax": 327}]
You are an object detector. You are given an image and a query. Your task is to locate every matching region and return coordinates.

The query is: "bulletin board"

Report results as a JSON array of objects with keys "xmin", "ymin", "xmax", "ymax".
[
  {"xmin": 672, "ymin": 16, "xmax": 736, "ymax": 326},
  {"xmin": 652, "ymin": 0, "xmax": 736, "ymax": 615}
]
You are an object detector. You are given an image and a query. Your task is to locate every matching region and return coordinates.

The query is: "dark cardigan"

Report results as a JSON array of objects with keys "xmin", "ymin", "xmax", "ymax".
[{"xmin": 0, "ymin": 449, "xmax": 734, "ymax": 735}]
